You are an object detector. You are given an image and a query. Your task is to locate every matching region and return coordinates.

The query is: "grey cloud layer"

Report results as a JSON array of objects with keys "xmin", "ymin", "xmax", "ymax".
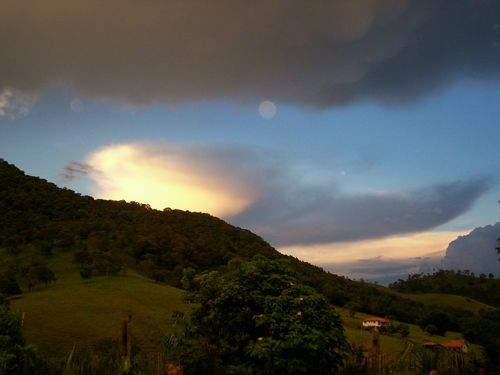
[
  {"xmin": 2, "ymin": 0, "xmax": 500, "ymax": 106},
  {"xmin": 232, "ymin": 176, "xmax": 490, "ymax": 246},
  {"xmin": 323, "ymin": 255, "xmax": 441, "ymax": 285}
]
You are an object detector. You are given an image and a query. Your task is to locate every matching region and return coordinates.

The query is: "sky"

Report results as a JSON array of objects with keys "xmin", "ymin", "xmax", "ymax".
[{"xmin": 1, "ymin": 0, "xmax": 499, "ymax": 282}]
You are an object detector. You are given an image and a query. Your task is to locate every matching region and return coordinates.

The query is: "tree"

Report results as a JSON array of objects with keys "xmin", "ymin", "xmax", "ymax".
[
  {"xmin": 418, "ymin": 311, "xmax": 452, "ymax": 336},
  {"xmin": 344, "ymin": 301, "xmax": 361, "ymax": 318},
  {"xmin": 497, "ymin": 201, "xmax": 499, "ymax": 259},
  {"xmin": 27, "ymin": 265, "xmax": 56, "ymax": 290},
  {"xmin": 397, "ymin": 323, "xmax": 410, "ymax": 338},
  {"xmin": 0, "ymin": 305, "xmax": 47, "ymax": 374},
  {"xmin": 180, "ymin": 257, "xmax": 349, "ymax": 374},
  {"xmin": 0, "ymin": 273, "xmax": 21, "ymax": 296}
]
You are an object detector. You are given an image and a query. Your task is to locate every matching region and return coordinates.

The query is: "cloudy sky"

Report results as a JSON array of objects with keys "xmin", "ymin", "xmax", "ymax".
[{"xmin": 1, "ymin": 0, "xmax": 499, "ymax": 281}]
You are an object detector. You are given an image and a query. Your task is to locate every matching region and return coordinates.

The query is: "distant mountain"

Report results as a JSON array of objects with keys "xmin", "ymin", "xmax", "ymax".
[{"xmin": 441, "ymin": 222, "xmax": 500, "ymax": 277}]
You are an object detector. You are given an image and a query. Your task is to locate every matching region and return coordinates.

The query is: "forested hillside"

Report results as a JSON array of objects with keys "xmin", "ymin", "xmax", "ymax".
[
  {"xmin": 390, "ymin": 270, "xmax": 500, "ymax": 308},
  {"xmin": 1, "ymin": 159, "xmax": 500, "ymax": 370},
  {"xmin": 0, "ymin": 158, "xmax": 426, "ymax": 322},
  {"xmin": 0, "ymin": 159, "xmax": 278, "ymax": 284}
]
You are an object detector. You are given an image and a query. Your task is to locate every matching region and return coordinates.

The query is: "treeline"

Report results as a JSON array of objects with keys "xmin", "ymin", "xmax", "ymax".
[
  {"xmin": 389, "ymin": 270, "xmax": 500, "ymax": 308},
  {"xmin": 0, "ymin": 159, "xmax": 278, "ymax": 287}
]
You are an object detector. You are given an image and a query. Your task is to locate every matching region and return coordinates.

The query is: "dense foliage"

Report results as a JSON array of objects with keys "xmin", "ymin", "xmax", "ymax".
[
  {"xmin": 174, "ymin": 258, "xmax": 349, "ymax": 375},
  {"xmin": 389, "ymin": 270, "xmax": 500, "ymax": 308}
]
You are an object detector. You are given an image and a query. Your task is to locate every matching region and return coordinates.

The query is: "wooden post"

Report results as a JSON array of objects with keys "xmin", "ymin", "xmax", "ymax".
[
  {"xmin": 157, "ymin": 352, "xmax": 161, "ymax": 375},
  {"xmin": 120, "ymin": 315, "xmax": 133, "ymax": 373},
  {"xmin": 127, "ymin": 315, "xmax": 132, "ymax": 359},
  {"xmin": 372, "ymin": 327, "xmax": 380, "ymax": 375}
]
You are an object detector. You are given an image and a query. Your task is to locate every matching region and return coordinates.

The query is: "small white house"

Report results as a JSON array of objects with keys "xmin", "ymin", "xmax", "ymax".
[{"xmin": 362, "ymin": 317, "xmax": 390, "ymax": 328}]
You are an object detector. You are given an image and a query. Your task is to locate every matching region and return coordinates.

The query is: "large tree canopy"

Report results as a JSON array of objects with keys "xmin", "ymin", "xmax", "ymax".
[{"xmin": 180, "ymin": 257, "xmax": 349, "ymax": 375}]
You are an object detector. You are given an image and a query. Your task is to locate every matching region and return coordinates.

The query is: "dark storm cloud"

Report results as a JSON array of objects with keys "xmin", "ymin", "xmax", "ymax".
[
  {"xmin": 1, "ymin": 0, "xmax": 499, "ymax": 106},
  {"xmin": 231, "ymin": 177, "xmax": 491, "ymax": 246}
]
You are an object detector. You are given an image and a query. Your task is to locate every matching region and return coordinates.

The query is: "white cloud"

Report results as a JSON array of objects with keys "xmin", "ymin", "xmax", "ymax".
[
  {"xmin": 0, "ymin": 88, "xmax": 35, "ymax": 119},
  {"xmin": 442, "ymin": 222, "xmax": 500, "ymax": 276}
]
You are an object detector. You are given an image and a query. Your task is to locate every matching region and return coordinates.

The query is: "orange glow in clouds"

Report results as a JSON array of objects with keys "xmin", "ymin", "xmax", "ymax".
[
  {"xmin": 86, "ymin": 143, "xmax": 256, "ymax": 217},
  {"xmin": 279, "ymin": 230, "xmax": 470, "ymax": 265}
]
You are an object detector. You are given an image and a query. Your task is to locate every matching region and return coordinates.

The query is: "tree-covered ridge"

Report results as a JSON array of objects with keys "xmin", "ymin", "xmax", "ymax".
[
  {"xmin": 389, "ymin": 270, "xmax": 500, "ymax": 308},
  {"xmin": 0, "ymin": 158, "xmax": 427, "ymax": 322},
  {"xmin": 0, "ymin": 159, "xmax": 278, "ymax": 284}
]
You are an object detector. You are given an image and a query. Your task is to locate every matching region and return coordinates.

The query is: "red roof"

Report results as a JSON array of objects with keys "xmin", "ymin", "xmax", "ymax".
[
  {"xmin": 440, "ymin": 340, "xmax": 466, "ymax": 348},
  {"xmin": 423, "ymin": 341, "xmax": 439, "ymax": 347}
]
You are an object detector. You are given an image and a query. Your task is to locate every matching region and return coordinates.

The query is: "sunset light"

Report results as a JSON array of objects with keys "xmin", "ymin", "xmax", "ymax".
[{"xmin": 86, "ymin": 143, "xmax": 256, "ymax": 217}]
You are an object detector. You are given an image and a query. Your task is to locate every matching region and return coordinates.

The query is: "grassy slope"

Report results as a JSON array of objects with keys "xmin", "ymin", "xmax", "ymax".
[
  {"xmin": 336, "ymin": 305, "xmax": 488, "ymax": 367},
  {"xmin": 7, "ymin": 251, "xmax": 493, "ymax": 359},
  {"xmin": 401, "ymin": 293, "xmax": 496, "ymax": 314},
  {"xmin": 336, "ymin": 287, "xmax": 495, "ymax": 359},
  {"xmin": 9, "ymin": 252, "xmax": 191, "ymax": 357},
  {"xmin": 371, "ymin": 284, "xmax": 496, "ymax": 314}
]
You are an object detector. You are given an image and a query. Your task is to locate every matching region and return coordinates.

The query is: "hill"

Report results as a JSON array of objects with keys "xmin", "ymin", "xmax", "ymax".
[
  {"xmin": 10, "ymin": 265, "xmax": 190, "ymax": 357},
  {"xmin": 1, "ymin": 159, "xmax": 500, "ymax": 370},
  {"xmin": 1, "ymin": 158, "xmax": 497, "ymax": 325},
  {"xmin": 0, "ymin": 159, "xmax": 278, "ymax": 283},
  {"xmin": 0, "ymin": 158, "xmax": 427, "ymax": 325},
  {"xmin": 389, "ymin": 270, "xmax": 500, "ymax": 308}
]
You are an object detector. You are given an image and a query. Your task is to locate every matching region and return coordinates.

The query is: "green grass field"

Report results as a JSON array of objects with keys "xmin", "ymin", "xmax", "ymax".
[
  {"xmin": 9, "ymin": 252, "xmax": 191, "ymax": 357},
  {"xmin": 6, "ymin": 250, "xmax": 492, "ymax": 361},
  {"xmin": 401, "ymin": 292, "xmax": 496, "ymax": 314}
]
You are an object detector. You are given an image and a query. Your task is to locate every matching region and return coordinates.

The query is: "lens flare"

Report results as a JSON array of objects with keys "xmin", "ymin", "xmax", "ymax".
[{"xmin": 258, "ymin": 100, "xmax": 277, "ymax": 119}]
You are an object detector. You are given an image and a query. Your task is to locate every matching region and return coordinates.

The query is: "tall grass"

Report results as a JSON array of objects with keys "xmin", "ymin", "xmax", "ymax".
[{"xmin": 394, "ymin": 346, "xmax": 482, "ymax": 375}]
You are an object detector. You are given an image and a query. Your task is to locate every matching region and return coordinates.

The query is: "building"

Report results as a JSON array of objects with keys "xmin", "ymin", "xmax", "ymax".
[
  {"xmin": 440, "ymin": 340, "xmax": 469, "ymax": 353},
  {"xmin": 421, "ymin": 340, "xmax": 469, "ymax": 353},
  {"xmin": 362, "ymin": 317, "xmax": 391, "ymax": 328}
]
